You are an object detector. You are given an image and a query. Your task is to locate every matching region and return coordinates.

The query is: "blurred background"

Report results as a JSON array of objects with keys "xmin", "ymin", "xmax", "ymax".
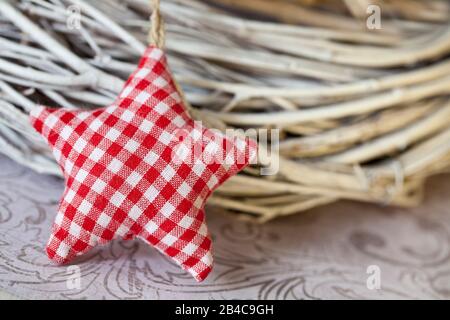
[{"xmin": 0, "ymin": 0, "xmax": 449, "ymax": 299}]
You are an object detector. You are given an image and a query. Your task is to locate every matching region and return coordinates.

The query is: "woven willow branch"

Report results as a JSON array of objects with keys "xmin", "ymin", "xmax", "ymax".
[{"xmin": 0, "ymin": 0, "xmax": 449, "ymax": 222}]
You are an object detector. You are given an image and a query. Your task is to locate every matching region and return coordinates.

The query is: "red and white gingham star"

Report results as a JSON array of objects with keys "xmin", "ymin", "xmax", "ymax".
[{"xmin": 29, "ymin": 46, "xmax": 257, "ymax": 281}]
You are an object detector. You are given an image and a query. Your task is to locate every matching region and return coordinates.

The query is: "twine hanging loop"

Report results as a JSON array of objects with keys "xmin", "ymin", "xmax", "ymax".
[{"xmin": 148, "ymin": 0, "xmax": 165, "ymax": 48}]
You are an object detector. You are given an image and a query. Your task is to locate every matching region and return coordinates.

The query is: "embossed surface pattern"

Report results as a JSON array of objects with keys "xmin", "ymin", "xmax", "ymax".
[{"xmin": 0, "ymin": 154, "xmax": 449, "ymax": 299}]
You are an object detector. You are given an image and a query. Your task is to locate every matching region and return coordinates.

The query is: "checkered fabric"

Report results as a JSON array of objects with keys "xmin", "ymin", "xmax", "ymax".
[{"xmin": 29, "ymin": 46, "xmax": 257, "ymax": 281}]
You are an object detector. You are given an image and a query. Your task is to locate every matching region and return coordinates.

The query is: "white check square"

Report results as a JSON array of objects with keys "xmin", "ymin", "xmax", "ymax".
[
  {"xmin": 89, "ymin": 118, "xmax": 103, "ymax": 132},
  {"xmin": 144, "ymin": 185, "xmax": 158, "ymax": 202},
  {"xmin": 140, "ymin": 119, "xmax": 154, "ymax": 133},
  {"xmin": 69, "ymin": 223, "xmax": 82, "ymax": 237},
  {"xmin": 161, "ymin": 233, "xmax": 178, "ymax": 246},
  {"xmin": 126, "ymin": 171, "xmax": 143, "ymax": 187},
  {"xmin": 121, "ymin": 109, "xmax": 135, "ymax": 122},
  {"xmin": 111, "ymin": 191, "xmax": 126, "ymax": 207},
  {"xmin": 153, "ymin": 76, "xmax": 168, "ymax": 87},
  {"xmin": 135, "ymin": 91, "xmax": 150, "ymax": 104},
  {"xmin": 107, "ymin": 128, "xmax": 121, "ymax": 142},
  {"xmin": 178, "ymin": 215, "xmax": 194, "ymax": 229},
  {"xmin": 124, "ymin": 139, "xmax": 140, "ymax": 153},
  {"xmin": 97, "ymin": 212, "xmax": 112, "ymax": 228},
  {"xmin": 79, "ymin": 199, "xmax": 93, "ymax": 215},
  {"xmin": 161, "ymin": 165, "xmax": 176, "ymax": 182},
  {"xmin": 120, "ymin": 86, "xmax": 133, "ymax": 98},
  {"xmin": 107, "ymin": 158, "xmax": 123, "ymax": 173},
  {"xmin": 60, "ymin": 126, "xmax": 72, "ymax": 140},
  {"xmin": 129, "ymin": 205, "xmax": 142, "ymax": 220},
  {"xmin": 56, "ymin": 242, "xmax": 70, "ymax": 258},
  {"xmin": 182, "ymin": 243, "xmax": 197, "ymax": 255},
  {"xmin": 74, "ymin": 168, "xmax": 89, "ymax": 183},
  {"xmin": 159, "ymin": 131, "xmax": 173, "ymax": 145},
  {"xmin": 160, "ymin": 202, "xmax": 175, "ymax": 218},
  {"xmin": 154, "ymin": 102, "xmax": 169, "ymax": 114},
  {"xmin": 91, "ymin": 179, "xmax": 107, "ymax": 194},
  {"xmin": 73, "ymin": 138, "xmax": 87, "ymax": 153},
  {"xmin": 144, "ymin": 151, "xmax": 159, "ymax": 166},
  {"xmin": 135, "ymin": 68, "xmax": 150, "ymax": 79},
  {"xmin": 89, "ymin": 147, "xmax": 105, "ymax": 162},
  {"xmin": 144, "ymin": 220, "xmax": 159, "ymax": 234},
  {"xmin": 177, "ymin": 182, "xmax": 192, "ymax": 198}
]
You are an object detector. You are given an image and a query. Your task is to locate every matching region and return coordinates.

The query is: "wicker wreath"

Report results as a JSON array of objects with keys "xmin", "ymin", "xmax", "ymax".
[{"xmin": 0, "ymin": 0, "xmax": 449, "ymax": 222}]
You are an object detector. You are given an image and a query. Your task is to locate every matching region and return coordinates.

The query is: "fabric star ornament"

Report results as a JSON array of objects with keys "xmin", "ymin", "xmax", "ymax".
[{"xmin": 29, "ymin": 46, "xmax": 257, "ymax": 281}]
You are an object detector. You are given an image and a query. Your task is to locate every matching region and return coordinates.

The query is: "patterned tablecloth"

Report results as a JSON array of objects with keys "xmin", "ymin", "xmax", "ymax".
[{"xmin": 0, "ymin": 154, "xmax": 449, "ymax": 299}]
